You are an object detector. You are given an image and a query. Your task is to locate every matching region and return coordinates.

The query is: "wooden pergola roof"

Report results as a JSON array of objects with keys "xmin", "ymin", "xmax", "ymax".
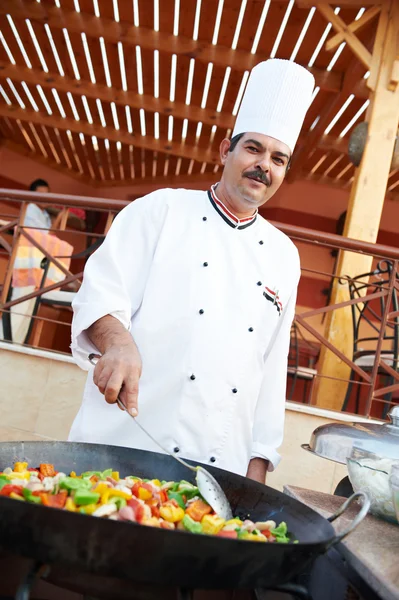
[{"xmin": 0, "ymin": 0, "xmax": 397, "ymax": 196}]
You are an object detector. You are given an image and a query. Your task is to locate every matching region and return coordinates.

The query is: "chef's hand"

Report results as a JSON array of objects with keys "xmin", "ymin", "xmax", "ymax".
[
  {"xmin": 87, "ymin": 316, "xmax": 142, "ymax": 416},
  {"xmin": 93, "ymin": 343, "xmax": 142, "ymax": 416}
]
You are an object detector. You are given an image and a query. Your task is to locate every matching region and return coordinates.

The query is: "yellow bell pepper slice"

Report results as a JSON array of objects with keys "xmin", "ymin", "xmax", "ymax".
[
  {"xmin": 201, "ymin": 514, "xmax": 225, "ymax": 535},
  {"xmin": 79, "ymin": 503, "xmax": 100, "ymax": 515},
  {"xmin": 111, "ymin": 471, "xmax": 120, "ymax": 481},
  {"xmin": 9, "ymin": 492, "xmax": 24, "ymax": 501},
  {"xmin": 137, "ymin": 487, "xmax": 152, "ymax": 501},
  {"xmin": 151, "ymin": 479, "xmax": 161, "ymax": 487},
  {"xmin": 101, "ymin": 489, "xmax": 131, "ymax": 504},
  {"xmin": 14, "ymin": 462, "xmax": 28, "ymax": 473},
  {"xmin": 109, "ymin": 489, "xmax": 131, "ymax": 500},
  {"xmin": 224, "ymin": 518, "xmax": 243, "ymax": 527},
  {"xmin": 239, "ymin": 532, "xmax": 267, "ymax": 542},
  {"xmin": 159, "ymin": 504, "xmax": 185, "ymax": 523},
  {"xmin": 9, "ymin": 472, "xmax": 31, "ymax": 480},
  {"xmin": 65, "ymin": 498, "xmax": 77, "ymax": 512},
  {"xmin": 94, "ymin": 483, "xmax": 110, "ymax": 495}
]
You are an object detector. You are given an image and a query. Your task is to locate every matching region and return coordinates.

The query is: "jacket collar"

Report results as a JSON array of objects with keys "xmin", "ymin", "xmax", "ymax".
[{"xmin": 208, "ymin": 184, "xmax": 258, "ymax": 230}]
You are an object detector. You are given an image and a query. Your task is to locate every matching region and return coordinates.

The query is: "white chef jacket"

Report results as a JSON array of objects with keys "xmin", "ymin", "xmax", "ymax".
[{"xmin": 69, "ymin": 186, "xmax": 300, "ymax": 476}]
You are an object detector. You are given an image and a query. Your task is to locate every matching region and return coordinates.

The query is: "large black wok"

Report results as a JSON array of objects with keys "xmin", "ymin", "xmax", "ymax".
[{"xmin": 0, "ymin": 442, "xmax": 368, "ymax": 594}]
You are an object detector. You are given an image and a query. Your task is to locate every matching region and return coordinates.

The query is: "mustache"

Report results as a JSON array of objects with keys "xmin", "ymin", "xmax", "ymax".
[{"xmin": 244, "ymin": 170, "xmax": 271, "ymax": 188}]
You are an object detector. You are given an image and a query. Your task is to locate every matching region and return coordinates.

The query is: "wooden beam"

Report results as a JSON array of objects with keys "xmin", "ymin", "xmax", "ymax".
[
  {"xmin": 0, "ymin": 62, "xmax": 235, "ymax": 131},
  {"xmin": 0, "ymin": 0, "xmax": 343, "ymax": 95},
  {"xmin": 0, "ymin": 105, "xmax": 221, "ymax": 164},
  {"xmin": 326, "ymin": 6, "xmax": 381, "ymax": 53},
  {"xmin": 0, "ymin": 138, "xmax": 94, "ymax": 185},
  {"xmin": 94, "ymin": 172, "xmax": 217, "ymax": 193},
  {"xmin": 315, "ymin": 0, "xmax": 399, "ymax": 412},
  {"xmin": 287, "ymin": 58, "xmax": 365, "ymax": 182},
  {"xmin": 317, "ymin": 4, "xmax": 373, "ymax": 70}
]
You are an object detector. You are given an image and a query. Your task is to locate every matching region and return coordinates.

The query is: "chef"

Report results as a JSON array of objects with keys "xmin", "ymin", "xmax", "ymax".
[{"xmin": 70, "ymin": 59, "xmax": 314, "ymax": 483}]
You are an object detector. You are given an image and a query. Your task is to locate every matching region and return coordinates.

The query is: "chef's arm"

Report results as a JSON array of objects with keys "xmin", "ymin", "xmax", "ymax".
[
  {"xmin": 87, "ymin": 315, "xmax": 142, "ymax": 416},
  {"xmin": 250, "ymin": 275, "xmax": 299, "ymax": 479},
  {"xmin": 246, "ymin": 458, "xmax": 269, "ymax": 483},
  {"xmin": 71, "ymin": 191, "xmax": 168, "ymax": 414}
]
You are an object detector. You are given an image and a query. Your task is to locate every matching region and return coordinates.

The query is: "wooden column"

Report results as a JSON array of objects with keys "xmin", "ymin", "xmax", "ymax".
[{"xmin": 315, "ymin": 0, "xmax": 399, "ymax": 411}]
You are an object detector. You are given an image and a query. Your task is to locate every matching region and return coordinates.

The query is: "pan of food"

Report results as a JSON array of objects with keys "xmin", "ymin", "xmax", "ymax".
[{"xmin": 0, "ymin": 441, "xmax": 369, "ymax": 592}]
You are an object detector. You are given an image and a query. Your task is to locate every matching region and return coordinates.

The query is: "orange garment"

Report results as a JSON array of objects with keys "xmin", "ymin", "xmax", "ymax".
[{"xmin": 12, "ymin": 229, "xmax": 73, "ymax": 288}]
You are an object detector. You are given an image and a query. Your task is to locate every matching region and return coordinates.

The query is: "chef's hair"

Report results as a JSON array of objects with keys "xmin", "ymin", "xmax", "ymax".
[
  {"xmin": 228, "ymin": 133, "xmax": 245, "ymax": 153},
  {"xmin": 29, "ymin": 178, "xmax": 49, "ymax": 191}
]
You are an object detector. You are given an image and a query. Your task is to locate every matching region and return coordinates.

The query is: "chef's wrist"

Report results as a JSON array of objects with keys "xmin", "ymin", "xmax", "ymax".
[
  {"xmin": 246, "ymin": 458, "xmax": 269, "ymax": 484},
  {"xmin": 88, "ymin": 315, "xmax": 135, "ymax": 355}
]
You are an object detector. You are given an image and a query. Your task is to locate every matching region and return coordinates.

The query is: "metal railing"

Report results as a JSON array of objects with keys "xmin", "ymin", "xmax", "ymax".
[{"xmin": 0, "ymin": 188, "xmax": 398, "ymax": 419}]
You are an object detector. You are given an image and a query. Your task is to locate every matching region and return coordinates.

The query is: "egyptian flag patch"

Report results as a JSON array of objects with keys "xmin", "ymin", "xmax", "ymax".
[{"xmin": 263, "ymin": 287, "xmax": 283, "ymax": 316}]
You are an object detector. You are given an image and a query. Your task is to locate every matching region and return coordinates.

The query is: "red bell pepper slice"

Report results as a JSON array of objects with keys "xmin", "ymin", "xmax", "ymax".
[
  {"xmin": 127, "ymin": 496, "xmax": 146, "ymax": 522},
  {"xmin": 39, "ymin": 464, "xmax": 56, "ymax": 478},
  {"xmin": 40, "ymin": 490, "xmax": 67, "ymax": 508},
  {"xmin": 217, "ymin": 530, "xmax": 238, "ymax": 539},
  {"xmin": 0, "ymin": 484, "xmax": 24, "ymax": 497}
]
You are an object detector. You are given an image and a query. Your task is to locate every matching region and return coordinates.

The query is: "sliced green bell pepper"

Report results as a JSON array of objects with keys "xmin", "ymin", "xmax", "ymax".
[
  {"xmin": 22, "ymin": 488, "xmax": 41, "ymax": 504},
  {"xmin": 182, "ymin": 514, "xmax": 203, "ymax": 534},
  {"xmin": 167, "ymin": 491, "xmax": 186, "ymax": 509},
  {"xmin": 73, "ymin": 489, "xmax": 100, "ymax": 506},
  {"xmin": 271, "ymin": 521, "xmax": 290, "ymax": 543},
  {"xmin": 81, "ymin": 468, "xmax": 113, "ymax": 480},
  {"xmin": 178, "ymin": 482, "xmax": 199, "ymax": 500},
  {"xmin": 109, "ymin": 496, "xmax": 127, "ymax": 510},
  {"xmin": 60, "ymin": 477, "xmax": 92, "ymax": 492}
]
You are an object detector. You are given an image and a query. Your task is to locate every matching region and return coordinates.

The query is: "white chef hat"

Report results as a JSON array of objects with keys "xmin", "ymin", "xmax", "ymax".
[{"xmin": 232, "ymin": 59, "xmax": 315, "ymax": 154}]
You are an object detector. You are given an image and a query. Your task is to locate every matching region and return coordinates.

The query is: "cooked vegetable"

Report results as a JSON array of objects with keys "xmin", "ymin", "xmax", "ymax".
[{"xmin": 0, "ymin": 461, "xmax": 294, "ymax": 544}]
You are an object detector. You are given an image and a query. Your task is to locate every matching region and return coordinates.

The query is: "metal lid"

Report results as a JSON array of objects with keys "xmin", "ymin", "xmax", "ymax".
[{"xmin": 301, "ymin": 406, "xmax": 399, "ymax": 464}]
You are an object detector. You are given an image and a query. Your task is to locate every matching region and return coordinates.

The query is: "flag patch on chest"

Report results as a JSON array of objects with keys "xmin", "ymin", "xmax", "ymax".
[{"xmin": 263, "ymin": 287, "xmax": 283, "ymax": 316}]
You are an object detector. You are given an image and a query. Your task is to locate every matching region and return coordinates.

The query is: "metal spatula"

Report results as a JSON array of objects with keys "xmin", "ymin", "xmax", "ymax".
[{"xmin": 88, "ymin": 354, "xmax": 233, "ymax": 520}]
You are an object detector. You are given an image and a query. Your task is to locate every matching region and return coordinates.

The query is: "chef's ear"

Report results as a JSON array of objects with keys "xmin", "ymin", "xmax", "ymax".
[{"xmin": 220, "ymin": 139, "xmax": 231, "ymax": 165}]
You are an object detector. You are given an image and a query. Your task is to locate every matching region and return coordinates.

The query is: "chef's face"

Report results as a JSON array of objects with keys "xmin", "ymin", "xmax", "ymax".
[{"xmin": 219, "ymin": 132, "xmax": 290, "ymax": 210}]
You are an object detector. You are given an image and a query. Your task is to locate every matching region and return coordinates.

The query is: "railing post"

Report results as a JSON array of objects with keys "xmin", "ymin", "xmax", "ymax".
[{"xmin": 364, "ymin": 260, "xmax": 398, "ymax": 416}]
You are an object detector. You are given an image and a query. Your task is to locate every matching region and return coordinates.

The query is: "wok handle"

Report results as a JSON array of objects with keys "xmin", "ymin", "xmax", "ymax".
[{"xmin": 326, "ymin": 491, "xmax": 370, "ymax": 547}]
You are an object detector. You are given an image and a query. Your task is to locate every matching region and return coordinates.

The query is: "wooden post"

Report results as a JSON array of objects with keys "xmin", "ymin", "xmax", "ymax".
[
  {"xmin": 0, "ymin": 203, "xmax": 27, "ymax": 306},
  {"xmin": 315, "ymin": 0, "xmax": 399, "ymax": 411}
]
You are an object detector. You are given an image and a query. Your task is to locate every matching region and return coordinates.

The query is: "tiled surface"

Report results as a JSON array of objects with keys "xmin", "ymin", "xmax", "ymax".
[
  {"xmin": 35, "ymin": 360, "xmax": 85, "ymax": 439},
  {"xmin": 0, "ymin": 348, "xmax": 350, "ymax": 494},
  {"xmin": 0, "ymin": 425, "xmax": 53, "ymax": 441},
  {"xmin": 0, "ymin": 349, "xmax": 50, "ymax": 431},
  {"xmin": 0, "ymin": 349, "xmax": 85, "ymax": 442}
]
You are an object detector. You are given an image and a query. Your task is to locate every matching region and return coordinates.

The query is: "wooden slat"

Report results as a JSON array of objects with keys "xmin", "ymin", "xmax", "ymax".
[
  {"xmin": 317, "ymin": 4, "xmax": 372, "ymax": 70},
  {"xmin": 58, "ymin": 129, "xmax": 79, "ymax": 172},
  {"xmin": 83, "ymin": 133, "xmax": 101, "ymax": 181},
  {"xmin": 1, "ymin": 14, "xmax": 42, "ymax": 70},
  {"xmin": 0, "ymin": 0, "xmax": 344, "ymax": 95},
  {"xmin": 121, "ymin": 142, "xmax": 131, "ymax": 183},
  {"xmin": 70, "ymin": 131, "xmax": 92, "ymax": 179},
  {"xmin": 3, "ymin": 138, "xmax": 92, "ymax": 184},
  {"xmin": 96, "ymin": 137, "xmax": 111, "ymax": 181},
  {"xmin": 326, "ymin": 6, "xmax": 381, "ymax": 52},
  {"xmin": 0, "ymin": 104, "xmax": 221, "ymax": 164},
  {"xmin": 288, "ymin": 57, "xmax": 367, "ymax": 182}
]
